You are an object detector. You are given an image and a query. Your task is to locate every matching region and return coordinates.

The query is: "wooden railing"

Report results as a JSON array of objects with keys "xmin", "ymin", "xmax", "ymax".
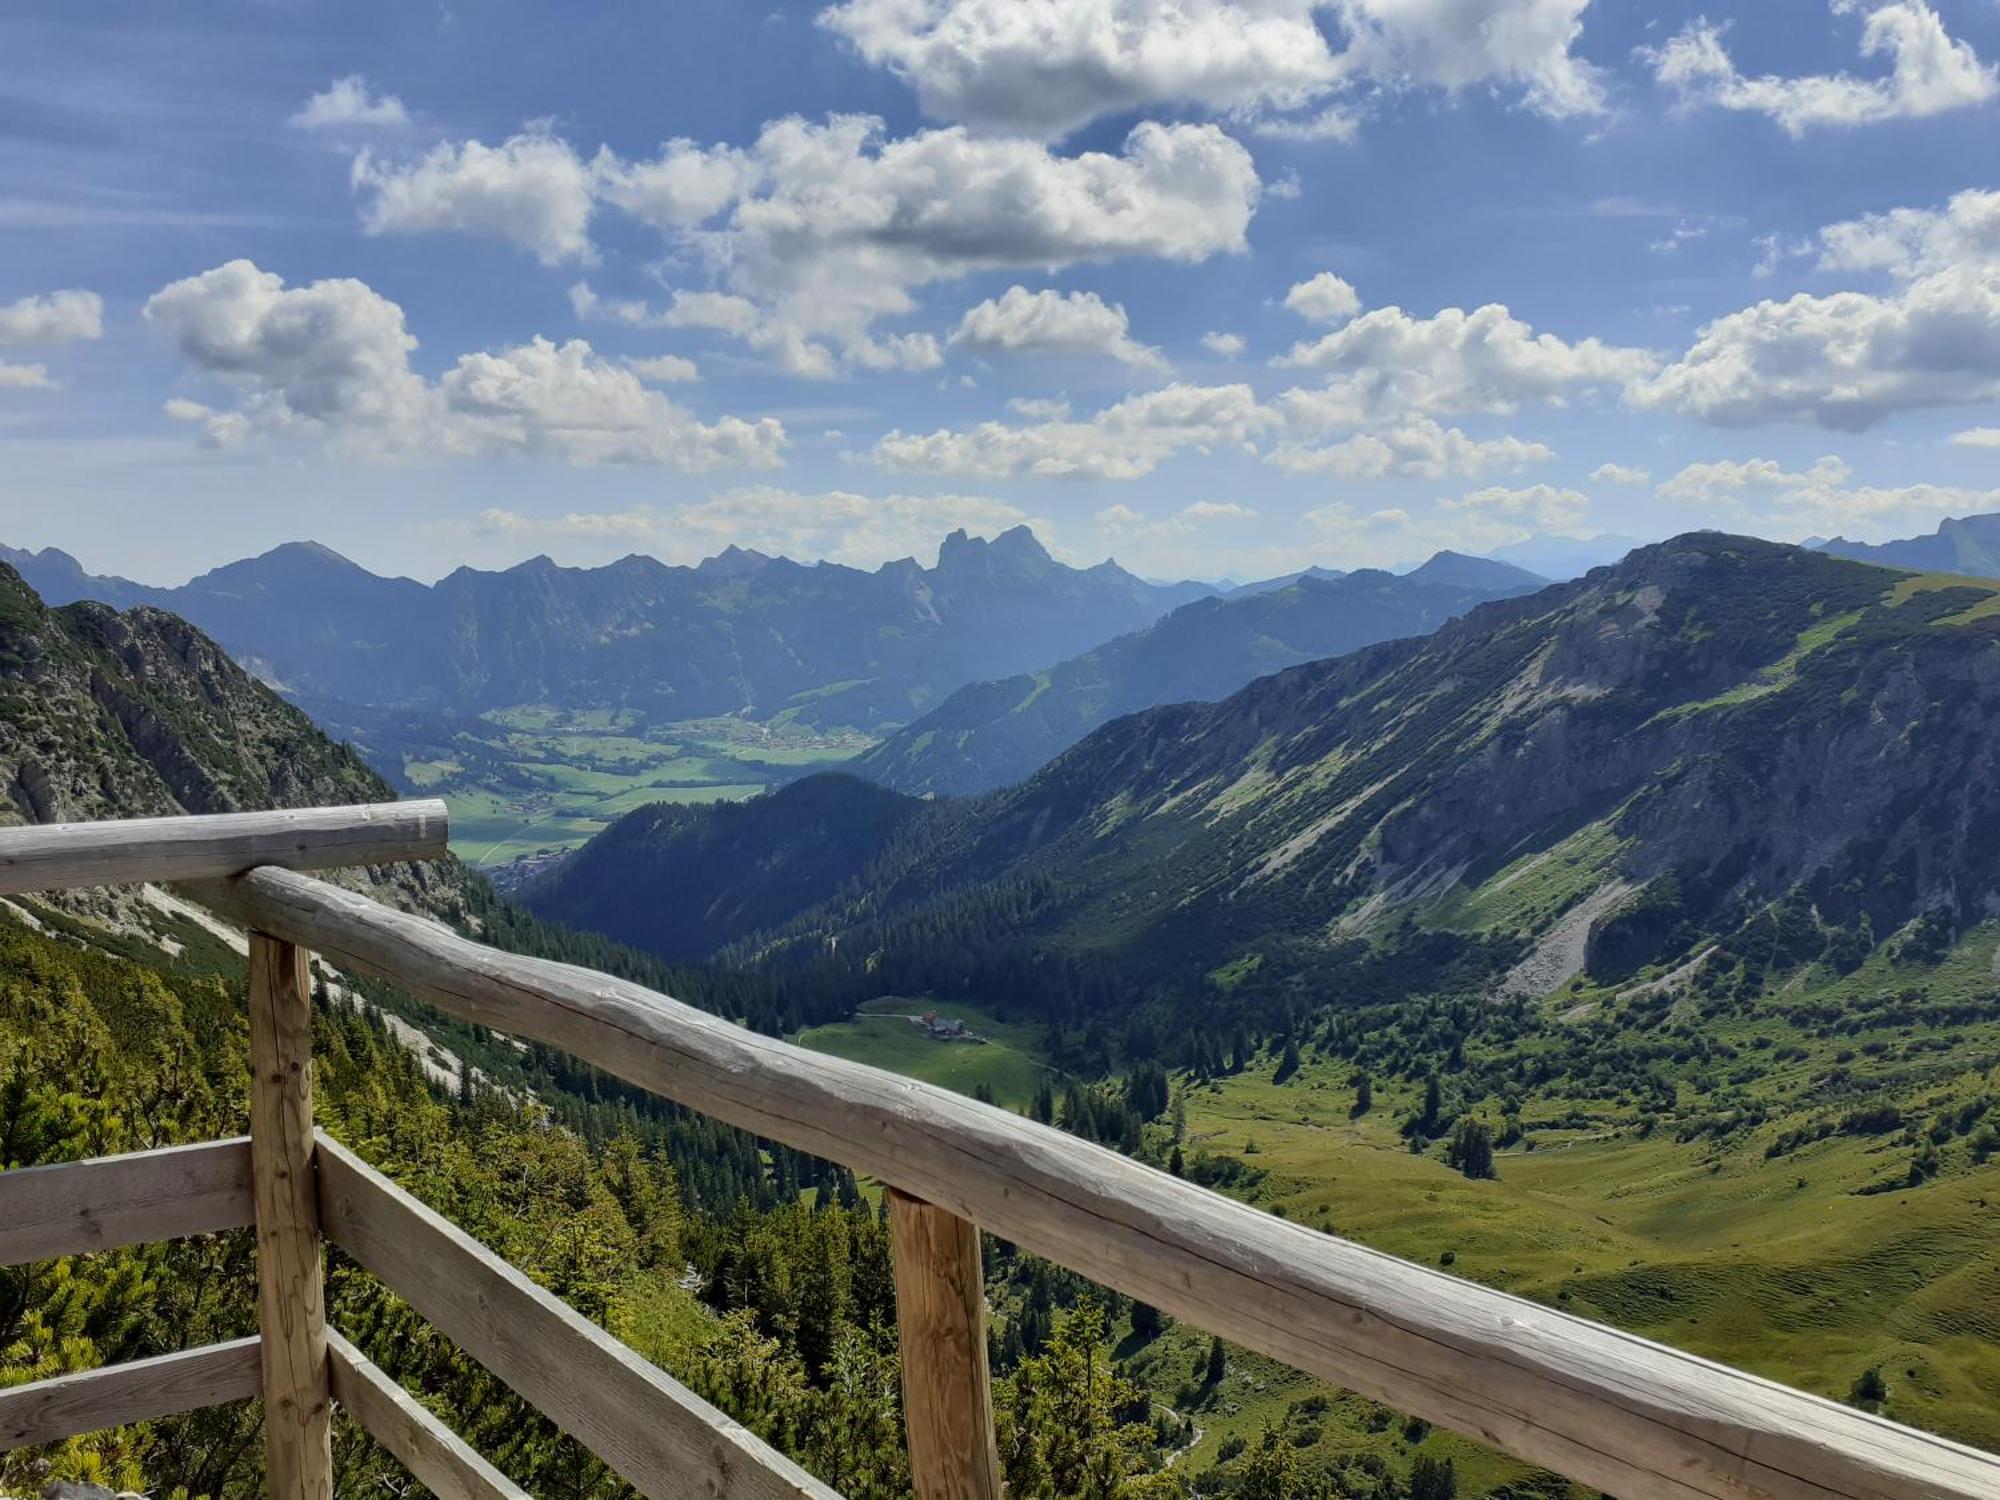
[{"xmin": 1, "ymin": 803, "xmax": 1998, "ymax": 1500}]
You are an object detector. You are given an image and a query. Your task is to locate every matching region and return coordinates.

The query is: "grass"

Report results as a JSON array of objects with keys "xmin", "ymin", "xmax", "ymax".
[
  {"xmin": 792, "ymin": 998, "xmax": 1065, "ymax": 1111},
  {"xmin": 394, "ymin": 706, "xmax": 871, "ymax": 871}
]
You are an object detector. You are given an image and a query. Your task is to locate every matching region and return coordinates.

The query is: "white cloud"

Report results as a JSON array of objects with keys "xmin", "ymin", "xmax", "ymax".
[
  {"xmin": 1656, "ymin": 455, "xmax": 1854, "ymax": 506},
  {"xmin": 494, "ymin": 116, "xmax": 1258, "ymax": 376},
  {"xmin": 1641, "ymin": 188, "xmax": 2000, "ymax": 429},
  {"xmin": 353, "ymin": 127, "xmax": 597, "ymax": 265},
  {"xmin": 1656, "ymin": 454, "xmax": 1993, "ymax": 540},
  {"xmin": 592, "ymin": 138, "xmax": 761, "ymax": 228},
  {"xmin": 1818, "ymin": 187, "xmax": 2000, "ymax": 280},
  {"xmin": 1590, "ymin": 461, "xmax": 1650, "ymax": 484},
  {"xmin": 950, "ymin": 285, "xmax": 1166, "ymax": 370},
  {"xmin": 1275, "ymin": 301, "xmax": 1655, "ymax": 420},
  {"xmin": 1951, "ymin": 426, "xmax": 2000, "ymax": 448},
  {"xmin": 872, "ymin": 381, "xmax": 1277, "ymax": 479},
  {"xmin": 625, "ymin": 353, "xmax": 701, "ymax": 384},
  {"xmin": 1439, "ymin": 482, "xmax": 1590, "ymax": 532},
  {"xmin": 0, "ymin": 362, "xmax": 55, "ymax": 390},
  {"xmin": 1283, "ymin": 271, "xmax": 1360, "ymax": 325},
  {"xmin": 0, "ymin": 289, "xmax": 104, "ymax": 347},
  {"xmin": 1334, "ymin": 0, "xmax": 1604, "ymax": 117},
  {"xmin": 1646, "ymin": 2, "xmax": 1996, "ymax": 136},
  {"xmin": 1007, "ymin": 395, "xmax": 1070, "ymax": 420},
  {"xmin": 817, "ymin": 0, "xmax": 1602, "ymax": 139},
  {"xmin": 143, "ymin": 259, "xmax": 784, "ymax": 469},
  {"xmin": 467, "ymin": 488, "xmax": 1039, "ymax": 568},
  {"xmin": 1634, "ymin": 267, "xmax": 2000, "ymax": 429},
  {"xmin": 291, "ymin": 76, "xmax": 410, "ymax": 131},
  {"xmin": 1267, "ymin": 415, "xmax": 1552, "ymax": 478},
  {"xmin": 1202, "ymin": 330, "xmax": 1246, "ymax": 358},
  {"xmin": 1182, "ymin": 499, "xmax": 1257, "ymax": 520},
  {"xmin": 818, "ymin": 0, "xmax": 1344, "ymax": 138}
]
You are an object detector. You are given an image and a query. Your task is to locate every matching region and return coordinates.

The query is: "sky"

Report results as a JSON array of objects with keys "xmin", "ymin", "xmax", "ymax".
[{"xmin": 3, "ymin": 0, "xmax": 1999, "ymax": 586}]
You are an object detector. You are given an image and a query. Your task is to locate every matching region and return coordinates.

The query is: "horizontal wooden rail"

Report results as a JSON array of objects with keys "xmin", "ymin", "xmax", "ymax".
[
  {"xmin": 313, "ymin": 1132, "xmax": 836, "ymax": 1500},
  {"xmin": 189, "ymin": 866, "xmax": 2000, "ymax": 1500},
  {"xmin": 0, "ymin": 1138, "xmax": 255, "ymax": 1265},
  {"xmin": 0, "ymin": 799, "xmax": 448, "ymax": 896},
  {"xmin": 327, "ymin": 1330, "xmax": 529, "ymax": 1500},
  {"xmin": 0, "ymin": 1337, "xmax": 262, "ymax": 1450}
]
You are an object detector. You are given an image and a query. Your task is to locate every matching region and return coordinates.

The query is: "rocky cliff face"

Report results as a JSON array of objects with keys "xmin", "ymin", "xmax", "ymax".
[
  {"xmin": 0, "ymin": 563, "xmax": 467, "ymax": 918},
  {"xmin": 0, "ymin": 564, "xmax": 392, "ymax": 825}
]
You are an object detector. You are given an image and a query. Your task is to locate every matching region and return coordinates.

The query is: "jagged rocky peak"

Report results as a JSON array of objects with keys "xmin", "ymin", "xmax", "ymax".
[{"xmin": 934, "ymin": 524, "xmax": 1055, "ymax": 574}]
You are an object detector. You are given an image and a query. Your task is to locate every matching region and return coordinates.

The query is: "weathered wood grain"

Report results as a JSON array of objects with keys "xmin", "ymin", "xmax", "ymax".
[
  {"xmin": 0, "ymin": 1337, "xmax": 261, "ymax": 1450},
  {"xmin": 326, "ymin": 1330, "xmax": 530, "ymax": 1500},
  {"xmin": 0, "ymin": 799, "xmax": 447, "ymax": 895},
  {"xmin": 313, "ymin": 1132, "xmax": 837, "ymax": 1500},
  {"xmin": 0, "ymin": 1137, "xmax": 254, "ymax": 1266},
  {"xmin": 194, "ymin": 866, "xmax": 2000, "ymax": 1500},
  {"xmin": 249, "ymin": 933, "xmax": 332, "ymax": 1500},
  {"xmin": 888, "ymin": 1191, "xmax": 1003, "ymax": 1500}
]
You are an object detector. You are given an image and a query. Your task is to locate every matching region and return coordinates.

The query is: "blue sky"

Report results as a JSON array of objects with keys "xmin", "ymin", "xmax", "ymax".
[{"xmin": 3, "ymin": 0, "xmax": 1999, "ymax": 584}]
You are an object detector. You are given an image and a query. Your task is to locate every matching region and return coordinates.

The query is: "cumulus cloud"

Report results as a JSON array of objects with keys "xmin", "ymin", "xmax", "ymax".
[
  {"xmin": 1639, "ymin": 188, "xmax": 2000, "ymax": 429},
  {"xmin": 143, "ymin": 259, "xmax": 784, "ymax": 469},
  {"xmin": 1590, "ymin": 461, "xmax": 1650, "ymax": 484},
  {"xmin": 354, "ymin": 127, "xmax": 598, "ymax": 264},
  {"xmin": 1266, "ymin": 415, "xmax": 1552, "ymax": 479},
  {"xmin": 625, "ymin": 353, "xmax": 701, "ymax": 384},
  {"xmin": 872, "ymin": 382, "xmax": 1276, "ymax": 479},
  {"xmin": 1952, "ymin": 426, "xmax": 2000, "ymax": 448},
  {"xmin": 1439, "ymin": 482, "xmax": 1591, "ymax": 532},
  {"xmin": 1202, "ymin": 330, "xmax": 1246, "ymax": 358},
  {"xmin": 950, "ymin": 286, "xmax": 1166, "ymax": 370},
  {"xmin": 291, "ymin": 76, "xmax": 410, "ymax": 131},
  {"xmin": 1634, "ymin": 268, "xmax": 2000, "ymax": 429},
  {"xmin": 1646, "ymin": 2, "xmax": 1996, "ymax": 135},
  {"xmin": 1284, "ymin": 271, "xmax": 1360, "ymax": 324},
  {"xmin": 1656, "ymin": 453, "xmax": 1991, "ymax": 539},
  {"xmin": 1656, "ymin": 455, "xmax": 1854, "ymax": 506},
  {"xmin": 1818, "ymin": 187, "xmax": 2000, "ymax": 279},
  {"xmin": 0, "ymin": 362, "xmax": 55, "ymax": 390},
  {"xmin": 1275, "ymin": 299, "xmax": 1655, "ymax": 420},
  {"xmin": 818, "ymin": 0, "xmax": 1343, "ymax": 138},
  {"xmin": 817, "ymin": 0, "xmax": 1603, "ymax": 139},
  {"xmin": 383, "ymin": 116, "xmax": 1258, "ymax": 376},
  {"xmin": 465, "ymin": 488, "xmax": 1039, "ymax": 569},
  {"xmin": 0, "ymin": 289, "xmax": 104, "ymax": 347}
]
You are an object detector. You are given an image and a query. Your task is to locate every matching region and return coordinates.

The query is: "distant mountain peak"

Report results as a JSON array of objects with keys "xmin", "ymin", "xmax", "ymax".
[
  {"xmin": 1405, "ymin": 550, "xmax": 1547, "ymax": 590},
  {"xmin": 701, "ymin": 543, "xmax": 774, "ymax": 577},
  {"xmin": 936, "ymin": 524, "xmax": 1055, "ymax": 572}
]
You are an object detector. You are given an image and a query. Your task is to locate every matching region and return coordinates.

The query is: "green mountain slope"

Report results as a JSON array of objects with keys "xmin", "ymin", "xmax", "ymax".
[
  {"xmin": 540, "ymin": 534, "xmax": 2000, "ymax": 990},
  {"xmin": 853, "ymin": 562, "xmax": 1539, "ymax": 797}
]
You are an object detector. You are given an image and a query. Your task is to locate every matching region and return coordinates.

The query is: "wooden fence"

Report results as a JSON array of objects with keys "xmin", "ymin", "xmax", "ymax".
[{"xmin": 1, "ymin": 803, "xmax": 1997, "ymax": 1500}]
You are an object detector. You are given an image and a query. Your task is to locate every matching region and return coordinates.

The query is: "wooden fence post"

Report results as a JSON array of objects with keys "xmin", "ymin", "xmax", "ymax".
[
  {"xmin": 248, "ymin": 932, "xmax": 333, "ymax": 1500},
  {"xmin": 887, "ymin": 1190, "xmax": 1002, "ymax": 1500}
]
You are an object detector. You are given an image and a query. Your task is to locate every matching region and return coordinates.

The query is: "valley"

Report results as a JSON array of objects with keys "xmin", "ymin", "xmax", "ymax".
[{"xmin": 321, "ymin": 699, "xmax": 872, "ymax": 877}]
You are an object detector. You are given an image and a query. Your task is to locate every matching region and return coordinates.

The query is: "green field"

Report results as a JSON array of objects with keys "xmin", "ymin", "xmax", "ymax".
[
  {"xmin": 794, "ymin": 914, "xmax": 2000, "ymax": 1489},
  {"xmin": 384, "ymin": 707, "xmax": 872, "ymax": 872},
  {"xmin": 793, "ymin": 998, "xmax": 1067, "ymax": 1111}
]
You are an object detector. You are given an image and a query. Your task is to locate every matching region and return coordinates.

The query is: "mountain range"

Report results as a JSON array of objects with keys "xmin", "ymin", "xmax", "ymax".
[
  {"xmin": 1817, "ymin": 512, "xmax": 2000, "ymax": 578},
  {"xmin": 0, "ymin": 527, "xmax": 1212, "ymax": 730},
  {"xmin": 526, "ymin": 533, "xmax": 2000, "ymax": 986},
  {"xmin": 853, "ymin": 552, "xmax": 1543, "ymax": 797}
]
